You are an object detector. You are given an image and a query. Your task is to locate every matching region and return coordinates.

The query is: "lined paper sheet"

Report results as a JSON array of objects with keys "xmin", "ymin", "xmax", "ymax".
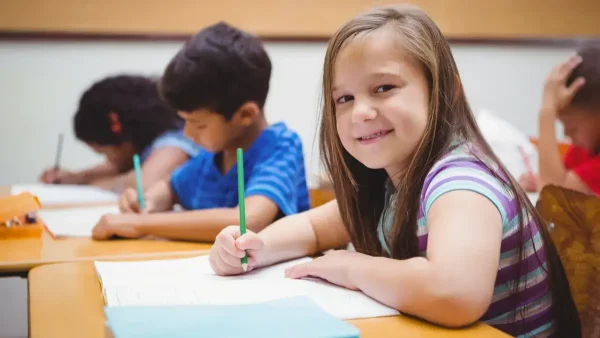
[
  {"xmin": 11, "ymin": 184, "xmax": 118, "ymax": 205},
  {"xmin": 39, "ymin": 205, "xmax": 120, "ymax": 237},
  {"xmin": 95, "ymin": 256, "xmax": 399, "ymax": 320}
]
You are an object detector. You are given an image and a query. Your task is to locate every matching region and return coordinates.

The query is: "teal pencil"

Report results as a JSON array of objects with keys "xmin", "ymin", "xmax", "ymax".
[
  {"xmin": 237, "ymin": 148, "xmax": 248, "ymax": 272},
  {"xmin": 133, "ymin": 154, "xmax": 145, "ymax": 210}
]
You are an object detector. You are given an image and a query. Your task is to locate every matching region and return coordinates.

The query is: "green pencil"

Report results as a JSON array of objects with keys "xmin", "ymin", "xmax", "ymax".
[
  {"xmin": 237, "ymin": 148, "xmax": 248, "ymax": 272},
  {"xmin": 133, "ymin": 154, "xmax": 145, "ymax": 210}
]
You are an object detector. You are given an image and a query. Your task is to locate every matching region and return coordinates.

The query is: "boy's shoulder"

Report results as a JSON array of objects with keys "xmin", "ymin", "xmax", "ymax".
[{"xmin": 250, "ymin": 122, "xmax": 304, "ymax": 156}]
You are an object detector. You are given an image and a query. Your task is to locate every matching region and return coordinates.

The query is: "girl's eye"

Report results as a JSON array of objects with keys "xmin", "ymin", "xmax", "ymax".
[
  {"xmin": 335, "ymin": 95, "xmax": 354, "ymax": 104},
  {"xmin": 376, "ymin": 85, "xmax": 395, "ymax": 93}
]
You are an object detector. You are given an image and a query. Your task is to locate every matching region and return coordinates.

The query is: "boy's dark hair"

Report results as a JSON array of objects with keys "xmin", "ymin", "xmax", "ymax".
[
  {"xmin": 159, "ymin": 22, "xmax": 272, "ymax": 119},
  {"xmin": 74, "ymin": 75, "xmax": 181, "ymax": 151},
  {"xmin": 568, "ymin": 45, "xmax": 600, "ymax": 111}
]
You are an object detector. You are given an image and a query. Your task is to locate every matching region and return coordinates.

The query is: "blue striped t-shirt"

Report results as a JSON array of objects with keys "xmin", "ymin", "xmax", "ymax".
[
  {"xmin": 378, "ymin": 142, "xmax": 554, "ymax": 338},
  {"xmin": 169, "ymin": 122, "xmax": 310, "ymax": 216},
  {"xmin": 140, "ymin": 129, "xmax": 201, "ymax": 163}
]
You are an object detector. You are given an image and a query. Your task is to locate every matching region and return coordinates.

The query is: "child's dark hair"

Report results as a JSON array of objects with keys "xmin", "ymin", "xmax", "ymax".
[
  {"xmin": 568, "ymin": 45, "xmax": 600, "ymax": 110},
  {"xmin": 159, "ymin": 21, "xmax": 272, "ymax": 119},
  {"xmin": 74, "ymin": 75, "xmax": 181, "ymax": 151}
]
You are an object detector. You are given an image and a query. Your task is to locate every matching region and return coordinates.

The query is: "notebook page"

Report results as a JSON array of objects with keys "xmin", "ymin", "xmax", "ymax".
[
  {"xmin": 39, "ymin": 205, "xmax": 120, "ymax": 237},
  {"xmin": 95, "ymin": 256, "xmax": 399, "ymax": 319},
  {"xmin": 95, "ymin": 256, "xmax": 312, "ymax": 288},
  {"xmin": 11, "ymin": 184, "xmax": 118, "ymax": 204}
]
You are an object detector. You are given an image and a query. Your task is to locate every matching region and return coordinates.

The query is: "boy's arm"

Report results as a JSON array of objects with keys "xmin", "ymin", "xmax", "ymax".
[
  {"xmin": 537, "ymin": 56, "xmax": 591, "ymax": 194},
  {"xmin": 93, "ymin": 195, "xmax": 280, "ymax": 241},
  {"xmin": 89, "ymin": 147, "xmax": 191, "ymax": 193},
  {"xmin": 538, "ymin": 114, "xmax": 593, "ymax": 194}
]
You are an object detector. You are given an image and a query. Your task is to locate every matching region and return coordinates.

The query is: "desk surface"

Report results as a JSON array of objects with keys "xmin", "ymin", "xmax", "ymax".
[
  {"xmin": 0, "ymin": 185, "xmax": 211, "ymax": 273},
  {"xmin": 0, "ymin": 230, "xmax": 210, "ymax": 274},
  {"xmin": 29, "ymin": 261, "xmax": 510, "ymax": 338}
]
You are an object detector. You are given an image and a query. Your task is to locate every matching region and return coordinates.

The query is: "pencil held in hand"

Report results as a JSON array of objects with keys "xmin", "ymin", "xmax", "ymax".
[{"xmin": 237, "ymin": 148, "xmax": 248, "ymax": 272}]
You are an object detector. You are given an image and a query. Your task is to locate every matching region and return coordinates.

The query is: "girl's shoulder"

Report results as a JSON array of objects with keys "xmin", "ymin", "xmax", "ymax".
[
  {"xmin": 141, "ymin": 129, "xmax": 202, "ymax": 162},
  {"xmin": 420, "ymin": 141, "xmax": 517, "ymax": 225}
]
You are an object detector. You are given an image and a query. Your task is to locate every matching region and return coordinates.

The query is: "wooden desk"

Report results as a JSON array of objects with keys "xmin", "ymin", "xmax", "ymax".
[
  {"xmin": 29, "ymin": 261, "xmax": 510, "ymax": 338},
  {"xmin": 0, "ymin": 231, "xmax": 210, "ymax": 275}
]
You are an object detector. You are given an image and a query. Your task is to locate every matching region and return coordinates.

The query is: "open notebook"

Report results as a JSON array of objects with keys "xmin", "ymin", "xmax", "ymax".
[
  {"xmin": 95, "ymin": 255, "xmax": 399, "ymax": 320},
  {"xmin": 39, "ymin": 205, "xmax": 120, "ymax": 237},
  {"xmin": 11, "ymin": 184, "xmax": 118, "ymax": 205}
]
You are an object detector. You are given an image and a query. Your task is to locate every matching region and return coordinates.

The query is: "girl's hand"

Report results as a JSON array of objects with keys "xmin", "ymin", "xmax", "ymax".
[
  {"xmin": 40, "ymin": 168, "xmax": 84, "ymax": 184},
  {"xmin": 285, "ymin": 250, "xmax": 368, "ymax": 291},
  {"xmin": 541, "ymin": 55, "xmax": 586, "ymax": 117},
  {"xmin": 209, "ymin": 226, "xmax": 266, "ymax": 276}
]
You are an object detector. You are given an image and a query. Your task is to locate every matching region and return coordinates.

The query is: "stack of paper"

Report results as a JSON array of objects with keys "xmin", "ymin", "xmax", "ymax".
[
  {"xmin": 11, "ymin": 184, "xmax": 118, "ymax": 205},
  {"xmin": 95, "ymin": 256, "xmax": 399, "ymax": 320},
  {"xmin": 39, "ymin": 205, "xmax": 120, "ymax": 237}
]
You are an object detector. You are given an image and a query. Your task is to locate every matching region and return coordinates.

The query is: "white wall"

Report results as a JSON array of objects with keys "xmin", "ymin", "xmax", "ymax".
[{"xmin": 0, "ymin": 40, "xmax": 574, "ymax": 187}]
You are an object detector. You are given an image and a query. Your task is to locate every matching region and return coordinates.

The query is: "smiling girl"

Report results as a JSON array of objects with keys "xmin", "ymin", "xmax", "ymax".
[{"xmin": 207, "ymin": 5, "xmax": 580, "ymax": 337}]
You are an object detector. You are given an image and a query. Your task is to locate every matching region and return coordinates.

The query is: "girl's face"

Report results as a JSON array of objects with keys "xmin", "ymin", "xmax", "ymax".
[{"xmin": 332, "ymin": 28, "xmax": 429, "ymax": 183}]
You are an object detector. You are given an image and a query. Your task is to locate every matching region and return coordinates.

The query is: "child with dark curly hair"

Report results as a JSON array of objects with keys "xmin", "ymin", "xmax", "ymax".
[{"xmin": 39, "ymin": 74, "xmax": 200, "ymax": 192}]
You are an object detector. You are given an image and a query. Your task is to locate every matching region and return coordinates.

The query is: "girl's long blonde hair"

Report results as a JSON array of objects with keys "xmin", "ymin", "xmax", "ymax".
[{"xmin": 319, "ymin": 5, "xmax": 580, "ymax": 336}]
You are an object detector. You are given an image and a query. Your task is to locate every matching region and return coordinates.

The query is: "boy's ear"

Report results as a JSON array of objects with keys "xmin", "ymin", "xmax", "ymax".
[{"xmin": 232, "ymin": 102, "xmax": 260, "ymax": 127}]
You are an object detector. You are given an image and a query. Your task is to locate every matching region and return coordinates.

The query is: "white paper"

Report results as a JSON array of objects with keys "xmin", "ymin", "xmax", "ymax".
[
  {"xmin": 94, "ymin": 256, "xmax": 399, "ymax": 320},
  {"xmin": 39, "ymin": 205, "xmax": 120, "ymax": 237},
  {"xmin": 527, "ymin": 193, "xmax": 540, "ymax": 203},
  {"xmin": 475, "ymin": 109, "xmax": 539, "ymax": 178},
  {"xmin": 11, "ymin": 184, "xmax": 118, "ymax": 205}
]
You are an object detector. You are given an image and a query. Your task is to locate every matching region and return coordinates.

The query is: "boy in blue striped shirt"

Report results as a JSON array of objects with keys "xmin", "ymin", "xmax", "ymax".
[{"xmin": 92, "ymin": 22, "xmax": 310, "ymax": 242}]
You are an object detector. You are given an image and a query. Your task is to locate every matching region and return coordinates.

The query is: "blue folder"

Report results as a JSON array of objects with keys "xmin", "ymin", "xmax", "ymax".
[{"xmin": 104, "ymin": 296, "xmax": 361, "ymax": 338}]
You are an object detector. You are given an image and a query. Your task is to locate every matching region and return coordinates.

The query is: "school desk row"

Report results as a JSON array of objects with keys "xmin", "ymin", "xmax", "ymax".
[
  {"xmin": 0, "ymin": 186, "xmax": 337, "ymax": 275},
  {"xmin": 0, "ymin": 186, "xmax": 511, "ymax": 337}
]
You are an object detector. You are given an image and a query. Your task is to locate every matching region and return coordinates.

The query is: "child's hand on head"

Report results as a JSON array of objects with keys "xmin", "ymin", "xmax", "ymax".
[
  {"xmin": 284, "ymin": 250, "xmax": 367, "ymax": 291},
  {"xmin": 40, "ymin": 168, "xmax": 82, "ymax": 184},
  {"xmin": 119, "ymin": 188, "xmax": 155, "ymax": 214},
  {"xmin": 209, "ymin": 226, "xmax": 265, "ymax": 276},
  {"xmin": 541, "ymin": 55, "xmax": 586, "ymax": 117}
]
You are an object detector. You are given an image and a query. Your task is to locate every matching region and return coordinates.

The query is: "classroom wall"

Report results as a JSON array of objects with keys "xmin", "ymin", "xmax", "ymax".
[
  {"xmin": 0, "ymin": 40, "xmax": 573, "ymax": 187},
  {"xmin": 0, "ymin": 40, "xmax": 577, "ymax": 338}
]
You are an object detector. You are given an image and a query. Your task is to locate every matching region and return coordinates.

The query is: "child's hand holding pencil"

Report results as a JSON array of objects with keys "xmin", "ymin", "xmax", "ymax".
[{"xmin": 209, "ymin": 226, "xmax": 266, "ymax": 275}]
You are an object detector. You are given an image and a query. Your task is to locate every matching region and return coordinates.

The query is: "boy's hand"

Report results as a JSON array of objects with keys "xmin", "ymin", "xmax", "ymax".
[
  {"xmin": 518, "ymin": 172, "xmax": 539, "ymax": 192},
  {"xmin": 92, "ymin": 214, "xmax": 143, "ymax": 240},
  {"xmin": 119, "ymin": 188, "xmax": 157, "ymax": 214},
  {"xmin": 40, "ymin": 168, "xmax": 83, "ymax": 184},
  {"xmin": 541, "ymin": 55, "xmax": 586, "ymax": 117},
  {"xmin": 209, "ymin": 226, "xmax": 266, "ymax": 276}
]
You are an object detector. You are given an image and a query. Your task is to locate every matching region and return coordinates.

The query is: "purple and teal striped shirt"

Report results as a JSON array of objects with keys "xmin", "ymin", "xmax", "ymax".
[{"xmin": 378, "ymin": 143, "xmax": 554, "ymax": 337}]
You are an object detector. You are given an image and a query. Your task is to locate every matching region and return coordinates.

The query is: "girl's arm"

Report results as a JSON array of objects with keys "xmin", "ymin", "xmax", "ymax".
[
  {"xmin": 288, "ymin": 191, "xmax": 502, "ymax": 328},
  {"xmin": 90, "ymin": 147, "xmax": 190, "ymax": 193},
  {"xmin": 77, "ymin": 161, "xmax": 119, "ymax": 181},
  {"xmin": 40, "ymin": 161, "xmax": 117, "ymax": 184},
  {"xmin": 257, "ymin": 200, "xmax": 350, "ymax": 267}
]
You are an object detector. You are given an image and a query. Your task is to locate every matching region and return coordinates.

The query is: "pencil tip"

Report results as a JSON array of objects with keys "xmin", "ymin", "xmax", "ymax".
[{"xmin": 242, "ymin": 263, "xmax": 248, "ymax": 272}]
